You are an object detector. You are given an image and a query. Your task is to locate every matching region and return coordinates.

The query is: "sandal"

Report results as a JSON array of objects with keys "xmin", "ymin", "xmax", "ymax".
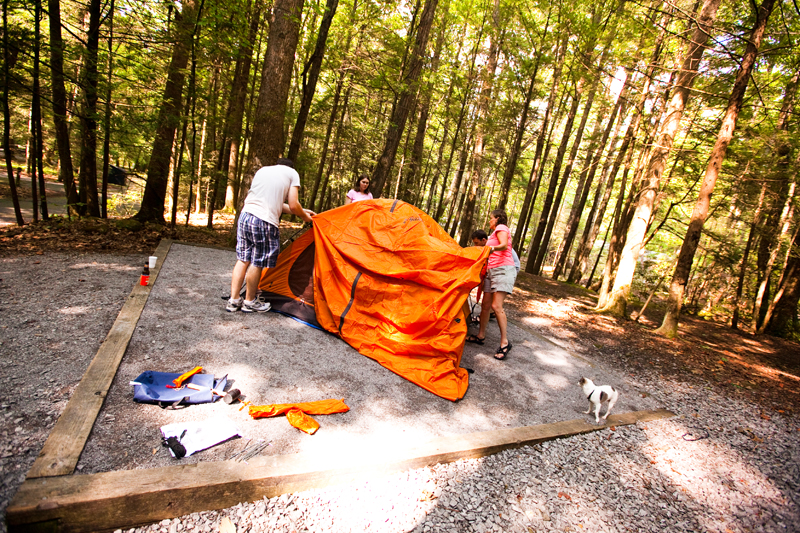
[
  {"xmin": 465, "ymin": 334, "xmax": 485, "ymax": 345},
  {"xmin": 495, "ymin": 343, "xmax": 512, "ymax": 360}
]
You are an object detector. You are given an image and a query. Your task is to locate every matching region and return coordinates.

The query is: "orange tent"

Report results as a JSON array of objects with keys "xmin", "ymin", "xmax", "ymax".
[{"xmin": 259, "ymin": 199, "xmax": 489, "ymax": 401}]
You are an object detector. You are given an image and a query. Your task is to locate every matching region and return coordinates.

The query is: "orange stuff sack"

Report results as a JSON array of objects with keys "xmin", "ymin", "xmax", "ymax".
[
  {"xmin": 285, "ymin": 408, "xmax": 320, "ymax": 435},
  {"xmin": 249, "ymin": 398, "xmax": 350, "ymax": 418},
  {"xmin": 260, "ymin": 199, "xmax": 489, "ymax": 401}
]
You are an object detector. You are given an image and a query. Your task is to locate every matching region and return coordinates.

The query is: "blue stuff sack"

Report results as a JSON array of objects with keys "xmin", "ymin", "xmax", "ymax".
[{"xmin": 131, "ymin": 371, "xmax": 228, "ymax": 406}]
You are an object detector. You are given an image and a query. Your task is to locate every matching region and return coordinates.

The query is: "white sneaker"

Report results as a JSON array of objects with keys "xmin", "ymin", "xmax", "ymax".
[
  {"xmin": 242, "ymin": 298, "xmax": 271, "ymax": 313},
  {"xmin": 226, "ymin": 298, "xmax": 243, "ymax": 312}
]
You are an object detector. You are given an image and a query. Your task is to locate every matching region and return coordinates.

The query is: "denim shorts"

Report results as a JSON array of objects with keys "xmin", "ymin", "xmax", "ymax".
[
  {"xmin": 236, "ymin": 212, "xmax": 279, "ymax": 268},
  {"xmin": 484, "ymin": 265, "xmax": 517, "ymax": 294}
]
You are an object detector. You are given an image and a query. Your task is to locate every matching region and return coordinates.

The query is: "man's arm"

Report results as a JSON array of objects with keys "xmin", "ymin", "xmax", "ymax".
[{"xmin": 286, "ymin": 186, "xmax": 314, "ymax": 223}]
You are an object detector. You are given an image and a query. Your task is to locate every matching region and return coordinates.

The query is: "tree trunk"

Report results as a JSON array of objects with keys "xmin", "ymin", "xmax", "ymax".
[
  {"xmin": 425, "ymin": 18, "xmax": 466, "ymax": 215},
  {"xmin": 370, "ymin": 0, "xmax": 439, "ymax": 198},
  {"xmin": 238, "ymin": 0, "xmax": 306, "ymax": 210},
  {"xmin": 569, "ymin": 79, "xmax": 648, "ymax": 283},
  {"xmin": 457, "ymin": 0, "xmax": 500, "ymax": 246},
  {"xmin": 309, "ymin": 72, "xmax": 346, "ymax": 210},
  {"xmin": 100, "ymin": 0, "xmax": 115, "ymax": 219},
  {"xmin": 526, "ymin": 87, "xmax": 582, "ymax": 274},
  {"xmin": 731, "ymin": 182, "xmax": 767, "ymax": 329},
  {"xmin": 3, "ymin": 0, "xmax": 23, "ymax": 225},
  {"xmin": 570, "ymin": 5, "xmax": 672, "ymax": 284},
  {"xmin": 445, "ymin": 136, "xmax": 472, "ymax": 235},
  {"xmin": 194, "ymin": 118, "xmax": 207, "ymax": 214},
  {"xmin": 135, "ymin": 0, "xmax": 199, "ymax": 224},
  {"xmin": 514, "ymin": 62, "xmax": 566, "ymax": 256},
  {"xmin": 170, "ymin": 96, "xmax": 192, "ymax": 227},
  {"xmin": 598, "ymin": 0, "xmax": 721, "ymax": 316},
  {"xmin": 232, "ymin": 15, "xmax": 266, "ymax": 209},
  {"xmin": 434, "ymin": 42, "xmax": 480, "ymax": 222},
  {"xmin": 286, "ymin": 0, "xmax": 339, "ymax": 162},
  {"xmin": 553, "ymin": 90, "xmax": 625, "ymax": 279},
  {"xmin": 315, "ymin": 80, "xmax": 351, "ymax": 212},
  {"xmin": 596, "ymin": 145, "xmax": 639, "ymax": 306},
  {"xmin": 33, "ymin": 0, "xmax": 48, "ymax": 220},
  {"xmin": 656, "ymin": 0, "xmax": 775, "ymax": 337},
  {"xmin": 205, "ymin": 60, "xmax": 223, "ymax": 216},
  {"xmin": 77, "ymin": 0, "xmax": 102, "ymax": 217},
  {"xmin": 403, "ymin": 7, "xmax": 448, "ymax": 206},
  {"xmin": 752, "ymin": 64, "xmax": 800, "ymax": 329},
  {"xmin": 762, "ymin": 224, "xmax": 800, "ymax": 337},
  {"xmin": 497, "ymin": 59, "xmax": 540, "ymax": 211},
  {"xmin": 510, "ymin": 55, "xmax": 556, "ymax": 253},
  {"xmin": 220, "ymin": 1, "xmax": 260, "ymax": 212},
  {"xmin": 48, "ymin": 0, "xmax": 80, "ymax": 212}
]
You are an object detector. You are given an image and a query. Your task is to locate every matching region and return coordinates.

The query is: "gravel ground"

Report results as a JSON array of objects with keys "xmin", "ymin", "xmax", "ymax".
[
  {"xmin": 114, "ymin": 381, "xmax": 799, "ymax": 533},
  {"xmin": 1, "ymin": 248, "xmax": 799, "ymax": 533},
  {"xmin": 79, "ymin": 243, "xmax": 655, "ymax": 474},
  {"xmin": 0, "ymin": 252, "xmax": 141, "ymax": 531}
]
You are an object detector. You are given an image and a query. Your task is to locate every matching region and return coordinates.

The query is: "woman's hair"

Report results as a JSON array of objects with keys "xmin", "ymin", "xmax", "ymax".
[
  {"xmin": 491, "ymin": 209, "xmax": 508, "ymax": 226},
  {"xmin": 354, "ymin": 174, "xmax": 370, "ymax": 191}
]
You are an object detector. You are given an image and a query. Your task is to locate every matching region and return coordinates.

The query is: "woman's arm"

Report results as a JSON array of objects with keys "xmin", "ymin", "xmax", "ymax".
[{"xmin": 489, "ymin": 230, "xmax": 508, "ymax": 253}]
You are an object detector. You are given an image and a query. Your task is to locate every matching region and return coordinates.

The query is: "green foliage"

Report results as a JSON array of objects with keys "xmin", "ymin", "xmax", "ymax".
[{"xmin": 7, "ymin": 0, "xmax": 798, "ymax": 329}]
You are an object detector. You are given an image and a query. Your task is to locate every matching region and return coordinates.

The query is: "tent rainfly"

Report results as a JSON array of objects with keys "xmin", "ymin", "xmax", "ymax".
[{"xmin": 258, "ymin": 199, "xmax": 489, "ymax": 401}]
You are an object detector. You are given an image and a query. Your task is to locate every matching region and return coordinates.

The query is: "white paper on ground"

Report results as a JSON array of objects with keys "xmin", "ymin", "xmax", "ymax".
[{"xmin": 160, "ymin": 416, "xmax": 240, "ymax": 457}]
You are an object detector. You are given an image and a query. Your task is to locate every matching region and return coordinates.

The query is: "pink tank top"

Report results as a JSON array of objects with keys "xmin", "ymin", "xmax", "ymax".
[{"xmin": 487, "ymin": 224, "xmax": 514, "ymax": 269}]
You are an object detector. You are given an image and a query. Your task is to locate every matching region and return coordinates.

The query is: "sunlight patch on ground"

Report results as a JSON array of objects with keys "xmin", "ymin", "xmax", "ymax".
[
  {"xmin": 724, "ymin": 358, "xmax": 800, "ymax": 383},
  {"xmin": 57, "ymin": 306, "xmax": 93, "ymax": 315},
  {"xmin": 538, "ymin": 373, "xmax": 572, "ymax": 390},
  {"xmin": 69, "ymin": 262, "xmax": 138, "ymax": 272},
  {"xmin": 521, "ymin": 316, "xmax": 554, "ymax": 328},
  {"xmin": 296, "ymin": 466, "xmax": 441, "ymax": 532},
  {"xmin": 301, "ymin": 418, "xmax": 435, "ymax": 458},
  {"xmin": 524, "ymin": 344, "xmax": 573, "ymax": 368},
  {"xmin": 635, "ymin": 419, "xmax": 789, "ymax": 531}
]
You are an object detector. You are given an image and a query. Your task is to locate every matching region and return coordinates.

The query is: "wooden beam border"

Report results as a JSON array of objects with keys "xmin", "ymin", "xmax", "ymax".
[
  {"xmin": 8, "ymin": 408, "xmax": 674, "ymax": 532},
  {"xmin": 27, "ymin": 240, "xmax": 173, "ymax": 479}
]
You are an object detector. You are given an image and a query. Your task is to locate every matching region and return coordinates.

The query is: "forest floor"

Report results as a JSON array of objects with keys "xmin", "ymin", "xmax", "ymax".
[{"xmin": 504, "ymin": 274, "xmax": 800, "ymax": 416}]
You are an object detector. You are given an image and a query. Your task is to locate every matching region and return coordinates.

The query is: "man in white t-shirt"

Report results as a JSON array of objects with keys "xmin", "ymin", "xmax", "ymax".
[{"xmin": 227, "ymin": 158, "xmax": 315, "ymax": 313}]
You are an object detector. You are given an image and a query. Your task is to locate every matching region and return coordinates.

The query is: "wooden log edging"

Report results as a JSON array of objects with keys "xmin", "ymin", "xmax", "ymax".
[
  {"xmin": 8, "ymin": 408, "xmax": 674, "ymax": 532},
  {"xmin": 26, "ymin": 240, "xmax": 173, "ymax": 479}
]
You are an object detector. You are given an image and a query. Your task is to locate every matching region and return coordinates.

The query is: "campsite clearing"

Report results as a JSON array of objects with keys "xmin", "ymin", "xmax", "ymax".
[
  {"xmin": 0, "ymin": 232, "xmax": 800, "ymax": 531},
  {"xmin": 6, "ymin": 240, "xmax": 662, "ymax": 531},
  {"xmin": 74, "ymin": 241, "xmax": 661, "ymax": 473}
]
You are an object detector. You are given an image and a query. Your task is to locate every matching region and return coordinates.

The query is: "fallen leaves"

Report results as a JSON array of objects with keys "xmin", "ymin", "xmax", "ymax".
[
  {"xmin": 419, "ymin": 489, "xmax": 437, "ymax": 501},
  {"xmin": 0, "ymin": 217, "xmax": 235, "ymax": 257}
]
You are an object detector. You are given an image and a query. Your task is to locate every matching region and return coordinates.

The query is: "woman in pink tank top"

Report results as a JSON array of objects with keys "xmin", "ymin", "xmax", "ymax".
[
  {"xmin": 466, "ymin": 209, "xmax": 516, "ymax": 360},
  {"xmin": 345, "ymin": 175, "xmax": 374, "ymax": 204}
]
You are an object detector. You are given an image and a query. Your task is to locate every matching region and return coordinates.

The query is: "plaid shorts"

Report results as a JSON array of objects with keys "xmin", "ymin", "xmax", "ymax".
[{"xmin": 236, "ymin": 212, "xmax": 280, "ymax": 268}]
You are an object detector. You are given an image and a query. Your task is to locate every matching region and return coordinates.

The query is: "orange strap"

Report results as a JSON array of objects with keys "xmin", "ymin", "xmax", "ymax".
[
  {"xmin": 249, "ymin": 398, "xmax": 349, "ymax": 419},
  {"xmin": 286, "ymin": 408, "xmax": 320, "ymax": 435},
  {"xmin": 166, "ymin": 366, "xmax": 203, "ymax": 388}
]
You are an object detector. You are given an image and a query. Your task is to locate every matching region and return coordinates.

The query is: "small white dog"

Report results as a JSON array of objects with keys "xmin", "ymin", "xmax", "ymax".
[{"xmin": 580, "ymin": 377, "xmax": 619, "ymax": 423}]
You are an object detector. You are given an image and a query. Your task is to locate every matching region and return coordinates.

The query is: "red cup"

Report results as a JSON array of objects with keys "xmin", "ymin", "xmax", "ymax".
[{"xmin": 140, "ymin": 275, "xmax": 149, "ymax": 286}]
